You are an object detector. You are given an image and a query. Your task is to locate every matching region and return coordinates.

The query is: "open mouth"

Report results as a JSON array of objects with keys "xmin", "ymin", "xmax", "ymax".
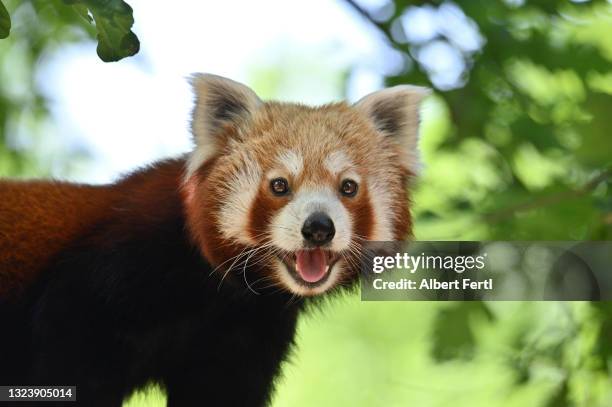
[{"xmin": 278, "ymin": 248, "xmax": 340, "ymax": 287}]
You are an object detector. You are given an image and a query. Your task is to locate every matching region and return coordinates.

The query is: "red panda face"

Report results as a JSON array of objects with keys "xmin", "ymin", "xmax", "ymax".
[{"xmin": 183, "ymin": 74, "xmax": 428, "ymax": 296}]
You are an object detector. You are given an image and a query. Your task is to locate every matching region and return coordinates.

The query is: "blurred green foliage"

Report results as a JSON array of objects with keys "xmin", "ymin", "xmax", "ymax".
[
  {"xmin": 347, "ymin": 0, "xmax": 612, "ymax": 242},
  {"xmin": 0, "ymin": 0, "xmax": 96, "ymax": 177},
  {"xmin": 340, "ymin": 1, "xmax": 612, "ymax": 405},
  {"xmin": 2, "ymin": 1, "xmax": 612, "ymax": 406}
]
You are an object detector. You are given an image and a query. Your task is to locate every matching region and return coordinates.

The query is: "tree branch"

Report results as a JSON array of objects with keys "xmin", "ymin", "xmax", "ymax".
[{"xmin": 342, "ymin": 0, "xmax": 397, "ymax": 49}]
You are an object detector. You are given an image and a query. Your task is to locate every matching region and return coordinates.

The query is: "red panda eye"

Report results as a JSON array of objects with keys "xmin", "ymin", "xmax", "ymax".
[
  {"xmin": 270, "ymin": 178, "xmax": 290, "ymax": 196},
  {"xmin": 340, "ymin": 179, "xmax": 358, "ymax": 197}
]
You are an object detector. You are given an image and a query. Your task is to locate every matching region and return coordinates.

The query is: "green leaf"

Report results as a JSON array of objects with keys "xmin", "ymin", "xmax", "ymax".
[
  {"xmin": 72, "ymin": 4, "xmax": 94, "ymax": 24},
  {"xmin": 63, "ymin": 0, "xmax": 140, "ymax": 62},
  {"xmin": 0, "ymin": 0, "xmax": 10, "ymax": 39}
]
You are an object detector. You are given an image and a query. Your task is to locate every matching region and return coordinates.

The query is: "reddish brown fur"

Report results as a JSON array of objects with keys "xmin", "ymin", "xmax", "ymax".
[
  {"xmin": 248, "ymin": 184, "xmax": 291, "ymax": 242},
  {"xmin": 342, "ymin": 183, "xmax": 375, "ymax": 240},
  {"xmin": 0, "ymin": 160, "xmax": 188, "ymax": 299},
  {"xmin": 183, "ymin": 157, "xmax": 246, "ymax": 271},
  {"xmin": 0, "ymin": 181, "xmax": 116, "ymax": 298}
]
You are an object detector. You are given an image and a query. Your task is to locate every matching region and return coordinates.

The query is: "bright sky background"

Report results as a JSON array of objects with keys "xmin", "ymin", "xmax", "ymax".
[{"xmin": 38, "ymin": 0, "xmax": 399, "ymax": 183}]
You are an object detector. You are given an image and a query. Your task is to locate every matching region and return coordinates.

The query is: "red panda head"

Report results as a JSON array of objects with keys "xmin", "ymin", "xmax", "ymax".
[{"xmin": 182, "ymin": 74, "xmax": 428, "ymax": 296}]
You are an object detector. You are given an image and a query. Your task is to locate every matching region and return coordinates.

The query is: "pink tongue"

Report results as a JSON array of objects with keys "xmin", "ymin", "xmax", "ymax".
[{"xmin": 295, "ymin": 248, "xmax": 328, "ymax": 283}]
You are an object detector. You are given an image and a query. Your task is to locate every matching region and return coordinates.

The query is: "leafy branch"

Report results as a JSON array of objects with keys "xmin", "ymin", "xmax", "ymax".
[
  {"xmin": 343, "ymin": 0, "xmax": 396, "ymax": 49},
  {"xmin": 342, "ymin": 0, "xmax": 429, "ymax": 85},
  {"xmin": 0, "ymin": 0, "xmax": 139, "ymax": 62}
]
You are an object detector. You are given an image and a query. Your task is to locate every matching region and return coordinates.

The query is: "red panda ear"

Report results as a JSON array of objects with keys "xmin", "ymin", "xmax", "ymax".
[
  {"xmin": 355, "ymin": 85, "xmax": 429, "ymax": 174},
  {"xmin": 186, "ymin": 73, "xmax": 262, "ymax": 178}
]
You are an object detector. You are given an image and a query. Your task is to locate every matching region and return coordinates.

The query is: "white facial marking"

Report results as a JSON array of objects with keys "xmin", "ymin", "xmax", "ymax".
[
  {"xmin": 277, "ymin": 150, "xmax": 304, "ymax": 177},
  {"xmin": 217, "ymin": 158, "xmax": 262, "ymax": 245},
  {"xmin": 367, "ymin": 174, "xmax": 395, "ymax": 241},
  {"xmin": 325, "ymin": 151, "xmax": 353, "ymax": 176},
  {"xmin": 269, "ymin": 187, "xmax": 352, "ymax": 252}
]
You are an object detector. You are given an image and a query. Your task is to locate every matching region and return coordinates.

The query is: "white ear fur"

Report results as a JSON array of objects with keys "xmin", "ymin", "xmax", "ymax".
[
  {"xmin": 186, "ymin": 74, "xmax": 262, "ymax": 179},
  {"xmin": 355, "ymin": 85, "xmax": 429, "ymax": 174}
]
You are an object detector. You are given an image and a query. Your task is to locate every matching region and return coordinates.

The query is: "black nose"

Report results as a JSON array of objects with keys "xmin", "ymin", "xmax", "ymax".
[{"xmin": 301, "ymin": 212, "xmax": 335, "ymax": 246}]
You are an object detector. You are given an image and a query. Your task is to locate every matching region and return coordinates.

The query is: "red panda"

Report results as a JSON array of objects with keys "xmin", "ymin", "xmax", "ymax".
[{"xmin": 0, "ymin": 74, "xmax": 427, "ymax": 406}]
